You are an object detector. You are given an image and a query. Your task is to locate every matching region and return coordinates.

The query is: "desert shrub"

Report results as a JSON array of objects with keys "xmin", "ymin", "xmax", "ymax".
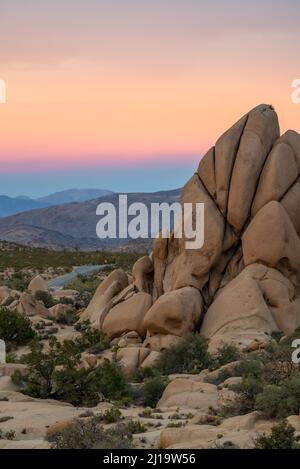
[
  {"xmin": 0, "ymin": 306, "xmax": 35, "ymax": 348},
  {"xmin": 12, "ymin": 337, "xmax": 130, "ymax": 406},
  {"xmin": 140, "ymin": 376, "xmax": 169, "ymax": 408},
  {"xmin": 4, "ymin": 271, "xmax": 28, "ymax": 291},
  {"xmin": 255, "ymin": 385, "xmax": 285, "ymax": 419},
  {"xmin": 155, "ymin": 334, "xmax": 211, "ymax": 375},
  {"xmin": 224, "ymin": 359, "xmax": 264, "ymax": 415},
  {"xmin": 205, "ymin": 368, "xmax": 233, "ymax": 386},
  {"xmin": 0, "ymin": 243, "xmax": 141, "ymax": 272},
  {"xmin": 213, "ymin": 345, "xmax": 241, "ymax": 368},
  {"xmin": 271, "ymin": 330, "xmax": 284, "ymax": 342},
  {"xmin": 263, "ymin": 337, "xmax": 299, "ymax": 384},
  {"xmin": 254, "ymin": 420, "xmax": 300, "ymax": 449},
  {"xmin": 96, "ymin": 407, "xmax": 122, "ymax": 424},
  {"xmin": 73, "ymin": 320, "xmax": 109, "ymax": 353},
  {"xmin": 126, "ymin": 420, "xmax": 146, "ymax": 434},
  {"xmin": 65, "ymin": 274, "xmax": 101, "ymax": 298},
  {"xmin": 53, "ymin": 366, "xmax": 106, "ymax": 407},
  {"xmin": 34, "ymin": 290, "xmax": 56, "ymax": 308},
  {"xmin": 47, "ymin": 417, "xmax": 134, "ymax": 449},
  {"xmin": 94, "ymin": 359, "xmax": 131, "ymax": 401},
  {"xmin": 0, "ymin": 429, "xmax": 16, "ymax": 440},
  {"xmin": 134, "ymin": 366, "xmax": 159, "ymax": 383},
  {"xmin": 234, "ymin": 358, "xmax": 263, "ymax": 379},
  {"xmin": 55, "ymin": 308, "xmax": 78, "ymax": 326},
  {"xmin": 255, "ymin": 373, "xmax": 300, "ymax": 419}
]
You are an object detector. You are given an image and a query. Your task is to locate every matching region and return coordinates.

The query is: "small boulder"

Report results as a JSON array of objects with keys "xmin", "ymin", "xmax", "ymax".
[
  {"xmin": 144, "ymin": 287, "xmax": 203, "ymax": 337},
  {"xmin": 28, "ymin": 275, "xmax": 48, "ymax": 294},
  {"xmin": 102, "ymin": 292, "xmax": 152, "ymax": 339}
]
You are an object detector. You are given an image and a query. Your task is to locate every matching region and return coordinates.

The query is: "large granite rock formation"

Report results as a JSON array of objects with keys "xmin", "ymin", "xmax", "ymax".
[{"xmin": 83, "ymin": 104, "xmax": 300, "ymax": 356}]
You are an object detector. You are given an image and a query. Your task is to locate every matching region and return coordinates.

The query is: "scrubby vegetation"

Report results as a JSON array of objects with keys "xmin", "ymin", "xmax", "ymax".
[
  {"xmin": 155, "ymin": 334, "xmax": 211, "ymax": 374},
  {"xmin": 0, "ymin": 306, "xmax": 35, "ymax": 348},
  {"xmin": 34, "ymin": 290, "xmax": 57, "ymax": 308},
  {"xmin": 47, "ymin": 417, "xmax": 135, "ymax": 449},
  {"xmin": 0, "ymin": 242, "xmax": 142, "ymax": 271},
  {"xmin": 140, "ymin": 375, "xmax": 169, "ymax": 408},
  {"xmin": 65, "ymin": 274, "xmax": 103, "ymax": 298},
  {"xmin": 12, "ymin": 331, "xmax": 130, "ymax": 407},
  {"xmin": 254, "ymin": 420, "xmax": 300, "ymax": 449},
  {"xmin": 214, "ymin": 329, "xmax": 300, "ymax": 419}
]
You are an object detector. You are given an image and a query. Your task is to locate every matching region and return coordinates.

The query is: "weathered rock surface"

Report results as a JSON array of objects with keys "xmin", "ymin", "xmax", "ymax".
[
  {"xmin": 160, "ymin": 411, "xmax": 274, "ymax": 449},
  {"xmin": 80, "ymin": 268, "xmax": 129, "ymax": 327},
  {"xmin": 28, "ymin": 275, "xmax": 48, "ymax": 294},
  {"xmin": 144, "ymin": 287, "xmax": 203, "ymax": 336},
  {"xmin": 102, "ymin": 292, "xmax": 152, "ymax": 339},
  {"xmin": 9, "ymin": 292, "xmax": 49, "ymax": 318},
  {"xmin": 158, "ymin": 378, "xmax": 218, "ymax": 410},
  {"xmin": 82, "ymin": 104, "xmax": 300, "ymax": 352}
]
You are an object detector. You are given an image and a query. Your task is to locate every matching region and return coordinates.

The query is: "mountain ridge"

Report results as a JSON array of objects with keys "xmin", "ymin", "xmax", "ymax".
[
  {"xmin": 0, "ymin": 188, "xmax": 181, "ymax": 250},
  {"xmin": 0, "ymin": 188, "xmax": 114, "ymax": 217}
]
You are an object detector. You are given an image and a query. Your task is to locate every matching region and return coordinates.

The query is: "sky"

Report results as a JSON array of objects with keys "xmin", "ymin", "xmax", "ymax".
[{"xmin": 0, "ymin": 0, "xmax": 300, "ymax": 197}]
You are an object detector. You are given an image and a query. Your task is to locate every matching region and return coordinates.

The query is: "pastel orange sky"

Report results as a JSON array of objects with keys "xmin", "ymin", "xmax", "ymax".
[{"xmin": 0, "ymin": 0, "xmax": 300, "ymax": 195}]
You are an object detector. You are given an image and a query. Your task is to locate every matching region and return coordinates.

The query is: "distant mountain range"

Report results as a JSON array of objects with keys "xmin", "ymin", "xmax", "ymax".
[
  {"xmin": 0, "ymin": 189, "xmax": 113, "ymax": 217},
  {"xmin": 0, "ymin": 189, "xmax": 180, "ymax": 251}
]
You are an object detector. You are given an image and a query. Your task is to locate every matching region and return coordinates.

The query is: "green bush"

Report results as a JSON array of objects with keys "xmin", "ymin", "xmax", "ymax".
[
  {"xmin": 3, "ymin": 271, "xmax": 28, "ymax": 291},
  {"xmin": 126, "ymin": 420, "xmax": 146, "ymax": 434},
  {"xmin": 140, "ymin": 376, "xmax": 169, "ymax": 408},
  {"xmin": 93, "ymin": 359, "xmax": 131, "ymax": 401},
  {"xmin": 214, "ymin": 345, "xmax": 240, "ymax": 368},
  {"xmin": 0, "ymin": 306, "xmax": 35, "ymax": 347},
  {"xmin": 12, "ymin": 337, "xmax": 130, "ymax": 406},
  {"xmin": 134, "ymin": 366, "xmax": 158, "ymax": 383},
  {"xmin": 255, "ymin": 420, "xmax": 300, "ymax": 449},
  {"xmin": 224, "ymin": 359, "xmax": 264, "ymax": 415},
  {"xmin": 97, "ymin": 407, "xmax": 122, "ymax": 424},
  {"xmin": 155, "ymin": 334, "xmax": 211, "ymax": 375},
  {"xmin": 47, "ymin": 417, "xmax": 134, "ymax": 449},
  {"xmin": 34, "ymin": 290, "xmax": 56, "ymax": 308},
  {"xmin": 74, "ymin": 320, "xmax": 109, "ymax": 352},
  {"xmin": 255, "ymin": 374, "xmax": 300, "ymax": 419}
]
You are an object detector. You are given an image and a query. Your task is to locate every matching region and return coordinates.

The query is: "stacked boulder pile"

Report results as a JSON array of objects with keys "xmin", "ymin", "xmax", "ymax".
[{"xmin": 82, "ymin": 104, "xmax": 300, "ymax": 373}]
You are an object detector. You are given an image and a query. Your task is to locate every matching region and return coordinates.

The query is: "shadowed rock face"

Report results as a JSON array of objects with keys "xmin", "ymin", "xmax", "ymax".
[{"xmin": 84, "ymin": 104, "xmax": 300, "ymax": 357}]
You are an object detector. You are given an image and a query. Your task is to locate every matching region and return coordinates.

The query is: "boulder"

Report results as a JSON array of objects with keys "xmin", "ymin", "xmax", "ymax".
[
  {"xmin": 132, "ymin": 256, "xmax": 153, "ymax": 293},
  {"xmin": 144, "ymin": 287, "xmax": 203, "ymax": 336},
  {"xmin": 28, "ymin": 275, "xmax": 48, "ymax": 294},
  {"xmin": 157, "ymin": 378, "xmax": 218, "ymax": 410},
  {"xmin": 242, "ymin": 201, "xmax": 300, "ymax": 276},
  {"xmin": 116, "ymin": 347, "xmax": 150, "ymax": 377},
  {"xmin": 48, "ymin": 303, "xmax": 70, "ymax": 320},
  {"xmin": 80, "ymin": 269, "xmax": 128, "ymax": 327},
  {"xmin": 9, "ymin": 293, "xmax": 50, "ymax": 318},
  {"xmin": 200, "ymin": 265, "xmax": 277, "ymax": 352},
  {"xmin": 0, "ymin": 286, "xmax": 12, "ymax": 304},
  {"xmin": 251, "ymin": 139, "xmax": 299, "ymax": 216},
  {"xmin": 102, "ymin": 292, "xmax": 152, "ymax": 339},
  {"xmin": 160, "ymin": 411, "xmax": 273, "ymax": 449},
  {"xmin": 140, "ymin": 351, "xmax": 162, "ymax": 368},
  {"xmin": 227, "ymin": 105, "xmax": 279, "ymax": 231},
  {"xmin": 160, "ymin": 175, "xmax": 225, "ymax": 292},
  {"xmin": 143, "ymin": 333, "xmax": 181, "ymax": 352}
]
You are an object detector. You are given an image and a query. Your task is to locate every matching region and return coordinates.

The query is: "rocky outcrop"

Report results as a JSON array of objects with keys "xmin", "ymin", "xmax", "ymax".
[
  {"xmin": 28, "ymin": 275, "xmax": 48, "ymax": 294},
  {"xmin": 9, "ymin": 292, "xmax": 49, "ymax": 318},
  {"xmin": 83, "ymin": 104, "xmax": 300, "ymax": 355}
]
